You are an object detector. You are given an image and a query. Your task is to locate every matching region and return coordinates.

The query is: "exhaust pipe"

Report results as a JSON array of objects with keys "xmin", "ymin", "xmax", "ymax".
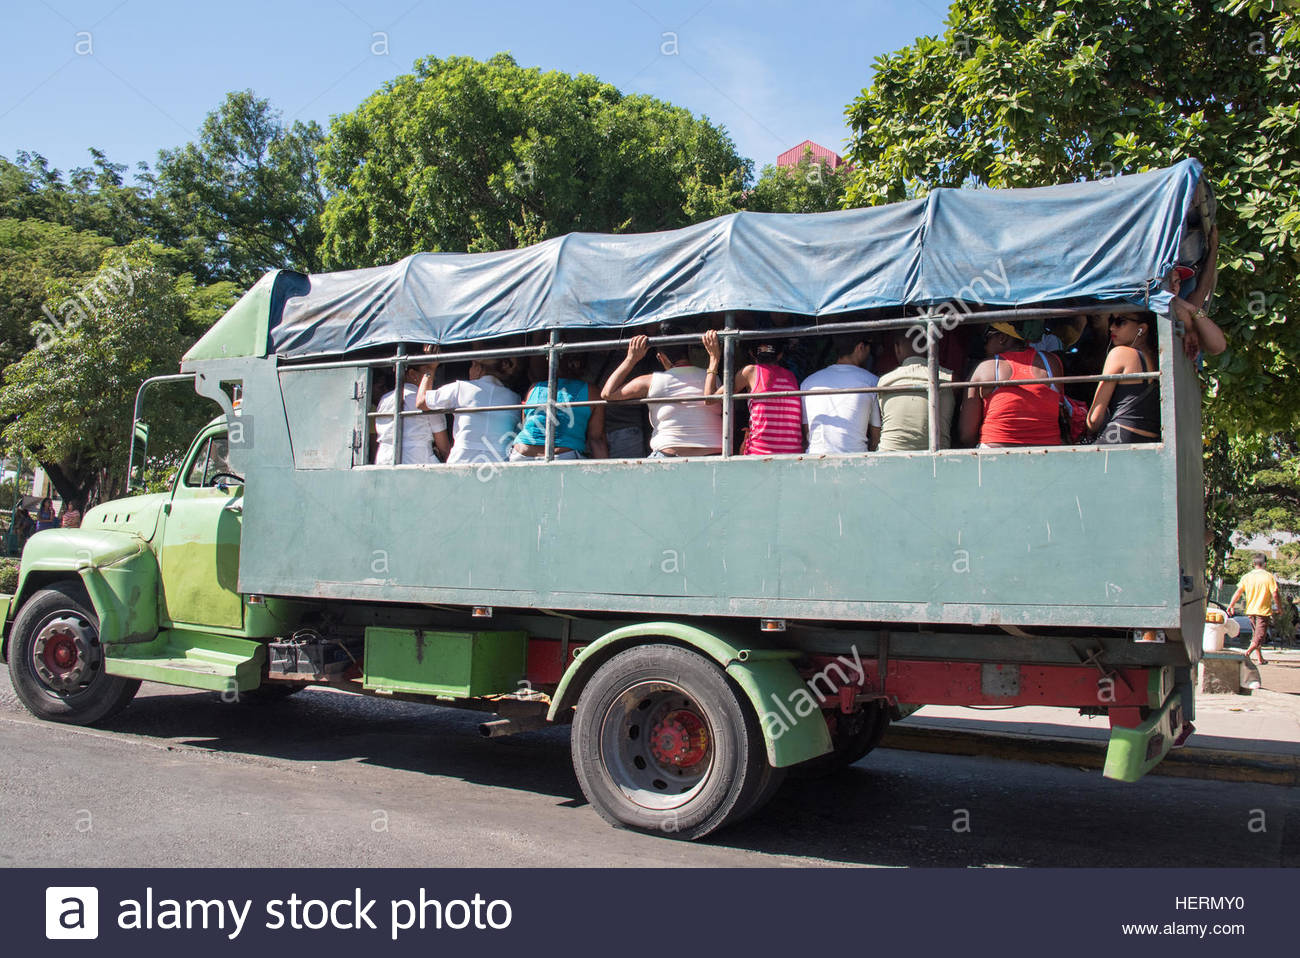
[{"xmin": 479, "ymin": 715, "xmax": 550, "ymax": 738}]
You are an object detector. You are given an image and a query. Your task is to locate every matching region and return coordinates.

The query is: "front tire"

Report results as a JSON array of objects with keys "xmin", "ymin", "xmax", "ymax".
[
  {"xmin": 571, "ymin": 644, "xmax": 772, "ymax": 840},
  {"xmin": 7, "ymin": 582, "xmax": 140, "ymax": 725}
]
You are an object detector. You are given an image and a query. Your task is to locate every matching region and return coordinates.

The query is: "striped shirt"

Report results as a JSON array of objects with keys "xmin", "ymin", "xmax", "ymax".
[{"xmin": 746, "ymin": 363, "xmax": 803, "ymax": 454}]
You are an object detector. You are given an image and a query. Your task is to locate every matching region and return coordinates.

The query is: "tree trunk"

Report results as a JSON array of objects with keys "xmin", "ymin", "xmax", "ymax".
[{"xmin": 37, "ymin": 460, "xmax": 90, "ymax": 512}]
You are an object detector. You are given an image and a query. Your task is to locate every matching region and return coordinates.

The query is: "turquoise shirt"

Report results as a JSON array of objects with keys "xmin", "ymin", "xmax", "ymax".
[{"xmin": 516, "ymin": 379, "xmax": 592, "ymax": 452}]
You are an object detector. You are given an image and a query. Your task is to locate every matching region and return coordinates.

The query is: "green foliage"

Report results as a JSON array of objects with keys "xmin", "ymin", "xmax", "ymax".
[
  {"xmin": 0, "ymin": 243, "xmax": 238, "ymax": 504},
  {"xmin": 0, "ymin": 557, "xmax": 17, "ymax": 593},
  {"xmin": 0, "ymin": 217, "xmax": 113, "ymax": 369},
  {"xmin": 747, "ymin": 150, "xmax": 855, "ymax": 213},
  {"xmin": 1225, "ymin": 544, "xmax": 1300, "ymax": 583},
  {"xmin": 1205, "ymin": 431, "xmax": 1300, "ymax": 583},
  {"xmin": 0, "ymin": 150, "xmax": 162, "ymax": 247},
  {"xmin": 157, "ymin": 90, "xmax": 326, "ymax": 283},
  {"xmin": 844, "ymin": 0, "xmax": 1300, "ymax": 432},
  {"xmin": 319, "ymin": 53, "xmax": 750, "ymax": 265}
]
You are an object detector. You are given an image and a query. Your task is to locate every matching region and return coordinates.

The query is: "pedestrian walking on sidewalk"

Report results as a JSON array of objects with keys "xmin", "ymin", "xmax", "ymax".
[{"xmin": 1227, "ymin": 553, "xmax": 1280, "ymax": 666}]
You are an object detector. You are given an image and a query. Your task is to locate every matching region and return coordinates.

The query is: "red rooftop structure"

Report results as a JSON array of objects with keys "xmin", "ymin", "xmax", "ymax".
[{"xmin": 776, "ymin": 139, "xmax": 845, "ymax": 169}]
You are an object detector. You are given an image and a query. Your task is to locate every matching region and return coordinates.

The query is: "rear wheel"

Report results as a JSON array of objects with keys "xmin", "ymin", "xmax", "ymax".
[
  {"xmin": 571, "ymin": 644, "xmax": 774, "ymax": 840},
  {"xmin": 7, "ymin": 582, "xmax": 140, "ymax": 725}
]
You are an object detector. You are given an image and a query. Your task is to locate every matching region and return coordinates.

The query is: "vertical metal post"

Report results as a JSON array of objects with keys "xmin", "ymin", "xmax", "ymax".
[
  {"xmin": 393, "ymin": 344, "xmax": 407, "ymax": 465},
  {"xmin": 926, "ymin": 316, "xmax": 941, "ymax": 453},
  {"xmin": 544, "ymin": 330, "xmax": 559, "ymax": 462},
  {"xmin": 721, "ymin": 311, "xmax": 736, "ymax": 458}
]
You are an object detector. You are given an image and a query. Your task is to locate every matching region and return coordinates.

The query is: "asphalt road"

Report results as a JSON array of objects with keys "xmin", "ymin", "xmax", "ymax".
[{"xmin": 1, "ymin": 674, "xmax": 1296, "ymax": 868}]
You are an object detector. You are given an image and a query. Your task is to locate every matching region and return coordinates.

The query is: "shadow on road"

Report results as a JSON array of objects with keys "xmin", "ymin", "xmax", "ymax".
[
  {"xmin": 99, "ymin": 686, "xmax": 585, "ymax": 802},
  {"xmin": 81, "ymin": 684, "xmax": 1300, "ymax": 868}
]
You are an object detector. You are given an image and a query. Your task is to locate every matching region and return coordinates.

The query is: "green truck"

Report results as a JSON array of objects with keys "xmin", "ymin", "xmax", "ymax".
[{"xmin": 1, "ymin": 161, "xmax": 1212, "ymax": 839}]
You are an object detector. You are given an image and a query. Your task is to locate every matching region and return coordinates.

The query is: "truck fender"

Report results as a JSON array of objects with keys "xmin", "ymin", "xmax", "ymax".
[
  {"xmin": 547, "ymin": 621, "xmax": 832, "ymax": 768},
  {"xmin": 2, "ymin": 528, "xmax": 160, "ymax": 662}
]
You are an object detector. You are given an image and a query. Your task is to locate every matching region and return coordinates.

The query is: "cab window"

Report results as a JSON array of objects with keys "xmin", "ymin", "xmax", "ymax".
[{"xmin": 184, "ymin": 435, "xmax": 240, "ymax": 487}]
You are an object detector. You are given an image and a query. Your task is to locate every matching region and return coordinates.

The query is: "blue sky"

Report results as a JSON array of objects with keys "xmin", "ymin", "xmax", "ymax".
[{"xmin": 1, "ymin": 0, "xmax": 949, "ymax": 180}]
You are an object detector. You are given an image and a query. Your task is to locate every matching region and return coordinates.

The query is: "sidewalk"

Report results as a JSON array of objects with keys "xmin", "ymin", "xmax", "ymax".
[{"xmin": 883, "ymin": 647, "xmax": 1300, "ymax": 785}]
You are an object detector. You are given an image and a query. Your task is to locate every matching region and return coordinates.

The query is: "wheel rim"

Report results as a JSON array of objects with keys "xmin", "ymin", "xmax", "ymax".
[
  {"xmin": 598, "ymin": 680, "xmax": 714, "ymax": 811},
  {"xmin": 29, "ymin": 613, "xmax": 100, "ymax": 696}
]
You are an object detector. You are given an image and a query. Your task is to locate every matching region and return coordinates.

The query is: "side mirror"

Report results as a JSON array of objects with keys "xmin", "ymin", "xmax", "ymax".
[{"xmin": 128, "ymin": 420, "xmax": 150, "ymax": 492}]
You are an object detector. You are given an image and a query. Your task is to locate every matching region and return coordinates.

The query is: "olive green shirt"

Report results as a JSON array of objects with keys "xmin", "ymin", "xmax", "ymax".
[{"xmin": 877, "ymin": 357, "xmax": 954, "ymax": 451}]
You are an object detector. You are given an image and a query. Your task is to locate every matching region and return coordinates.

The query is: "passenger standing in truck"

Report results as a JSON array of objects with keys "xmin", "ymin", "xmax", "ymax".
[
  {"xmin": 1086, "ymin": 314, "xmax": 1160, "ymax": 445},
  {"xmin": 1171, "ymin": 225, "xmax": 1227, "ymax": 358},
  {"xmin": 799, "ymin": 333, "xmax": 882, "ymax": 454},
  {"xmin": 375, "ymin": 364, "xmax": 450, "ymax": 464},
  {"xmin": 416, "ymin": 355, "xmax": 522, "ymax": 465},
  {"xmin": 511, "ymin": 353, "xmax": 608, "ymax": 460},
  {"xmin": 601, "ymin": 324, "xmax": 722, "ymax": 457},
  {"xmin": 701, "ymin": 331, "xmax": 803, "ymax": 455},
  {"xmin": 593, "ymin": 349, "xmax": 652, "ymax": 458},
  {"xmin": 877, "ymin": 331, "xmax": 954, "ymax": 451},
  {"xmin": 959, "ymin": 323, "xmax": 1062, "ymax": 447}
]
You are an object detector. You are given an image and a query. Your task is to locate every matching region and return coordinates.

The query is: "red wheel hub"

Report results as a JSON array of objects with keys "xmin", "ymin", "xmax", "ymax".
[
  {"xmin": 43, "ymin": 630, "xmax": 79, "ymax": 674},
  {"xmin": 649, "ymin": 709, "xmax": 709, "ymax": 768}
]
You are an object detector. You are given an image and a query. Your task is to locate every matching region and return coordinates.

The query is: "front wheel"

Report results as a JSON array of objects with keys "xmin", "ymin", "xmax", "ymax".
[
  {"xmin": 571, "ymin": 644, "xmax": 774, "ymax": 840},
  {"xmin": 7, "ymin": 582, "xmax": 140, "ymax": 725}
]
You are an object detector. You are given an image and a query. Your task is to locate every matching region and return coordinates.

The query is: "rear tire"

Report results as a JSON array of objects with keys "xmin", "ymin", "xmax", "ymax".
[
  {"xmin": 571, "ymin": 644, "xmax": 771, "ymax": 840},
  {"xmin": 7, "ymin": 582, "xmax": 140, "ymax": 725},
  {"xmin": 733, "ymin": 756, "xmax": 786, "ymax": 823}
]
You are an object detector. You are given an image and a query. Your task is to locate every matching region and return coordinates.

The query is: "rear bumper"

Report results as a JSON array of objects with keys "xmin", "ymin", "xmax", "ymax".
[{"xmin": 1103, "ymin": 684, "xmax": 1193, "ymax": 782}]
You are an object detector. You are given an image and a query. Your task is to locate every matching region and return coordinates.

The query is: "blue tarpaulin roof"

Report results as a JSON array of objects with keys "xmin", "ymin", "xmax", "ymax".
[{"xmin": 188, "ymin": 159, "xmax": 1205, "ymax": 362}]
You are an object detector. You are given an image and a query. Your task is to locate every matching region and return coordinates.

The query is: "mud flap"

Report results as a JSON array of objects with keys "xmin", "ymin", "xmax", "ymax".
[
  {"xmin": 1103, "ymin": 685, "xmax": 1192, "ymax": 783},
  {"xmin": 724, "ymin": 656, "xmax": 834, "ymax": 768}
]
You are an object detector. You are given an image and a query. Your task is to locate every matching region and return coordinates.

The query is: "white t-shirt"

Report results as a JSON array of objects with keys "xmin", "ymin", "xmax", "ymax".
[
  {"xmin": 646, "ymin": 366, "xmax": 722, "ymax": 452},
  {"xmin": 375, "ymin": 383, "xmax": 446, "ymax": 464},
  {"xmin": 801, "ymin": 364, "xmax": 882, "ymax": 454},
  {"xmin": 423, "ymin": 375, "xmax": 521, "ymax": 465}
]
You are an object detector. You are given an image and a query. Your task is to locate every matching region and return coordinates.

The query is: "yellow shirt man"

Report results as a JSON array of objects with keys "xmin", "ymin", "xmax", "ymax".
[
  {"xmin": 1228, "ymin": 558, "xmax": 1280, "ymax": 666},
  {"xmin": 1234, "ymin": 567, "xmax": 1279, "ymax": 617}
]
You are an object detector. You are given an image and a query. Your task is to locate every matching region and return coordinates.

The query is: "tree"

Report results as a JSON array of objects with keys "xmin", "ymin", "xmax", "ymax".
[
  {"xmin": 0, "ymin": 243, "xmax": 238, "ymax": 507},
  {"xmin": 746, "ymin": 148, "xmax": 855, "ymax": 214},
  {"xmin": 0, "ymin": 149, "xmax": 173, "ymax": 248},
  {"xmin": 0, "ymin": 217, "xmax": 113, "ymax": 369},
  {"xmin": 318, "ymin": 53, "xmax": 751, "ymax": 266},
  {"xmin": 1207, "ymin": 431, "xmax": 1300, "ymax": 581},
  {"xmin": 157, "ymin": 90, "xmax": 326, "ymax": 283},
  {"xmin": 843, "ymin": 0, "xmax": 1300, "ymax": 434}
]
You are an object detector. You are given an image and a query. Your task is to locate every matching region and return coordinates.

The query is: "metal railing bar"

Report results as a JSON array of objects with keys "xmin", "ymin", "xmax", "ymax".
[
  {"xmin": 278, "ymin": 302, "xmax": 1150, "ymax": 372},
  {"xmin": 370, "ymin": 370, "xmax": 1159, "ymax": 420}
]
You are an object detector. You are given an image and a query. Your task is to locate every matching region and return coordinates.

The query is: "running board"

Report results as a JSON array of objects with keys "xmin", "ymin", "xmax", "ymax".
[{"xmin": 105, "ymin": 629, "xmax": 265, "ymax": 692}]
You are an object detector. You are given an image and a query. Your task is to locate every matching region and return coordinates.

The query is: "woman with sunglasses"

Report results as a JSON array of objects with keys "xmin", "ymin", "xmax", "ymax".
[{"xmin": 1086, "ymin": 314, "xmax": 1159, "ymax": 444}]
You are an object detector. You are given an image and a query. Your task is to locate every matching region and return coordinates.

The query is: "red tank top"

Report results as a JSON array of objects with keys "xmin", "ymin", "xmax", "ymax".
[
  {"xmin": 747, "ymin": 364, "xmax": 803, "ymax": 454},
  {"xmin": 980, "ymin": 349, "xmax": 1060, "ymax": 446}
]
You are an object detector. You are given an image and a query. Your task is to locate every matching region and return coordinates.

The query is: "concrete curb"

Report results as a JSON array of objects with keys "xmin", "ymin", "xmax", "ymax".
[{"xmin": 881, "ymin": 725, "xmax": 1300, "ymax": 787}]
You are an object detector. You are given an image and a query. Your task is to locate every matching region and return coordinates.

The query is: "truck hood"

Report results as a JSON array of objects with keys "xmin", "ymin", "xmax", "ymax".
[{"xmin": 82, "ymin": 492, "xmax": 170, "ymax": 542}]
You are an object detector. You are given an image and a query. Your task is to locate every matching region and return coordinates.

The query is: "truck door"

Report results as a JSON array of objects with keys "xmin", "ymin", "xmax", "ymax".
[{"xmin": 158, "ymin": 429, "xmax": 244, "ymax": 630}]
